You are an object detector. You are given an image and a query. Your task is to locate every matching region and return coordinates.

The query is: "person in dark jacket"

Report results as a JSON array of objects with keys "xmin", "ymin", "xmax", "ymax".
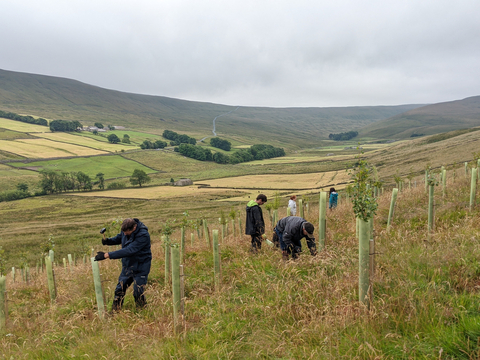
[
  {"xmin": 274, "ymin": 216, "xmax": 317, "ymax": 260},
  {"xmin": 245, "ymin": 194, "xmax": 267, "ymax": 252},
  {"xmin": 95, "ymin": 218, "xmax": 152, "ymax": 310}
]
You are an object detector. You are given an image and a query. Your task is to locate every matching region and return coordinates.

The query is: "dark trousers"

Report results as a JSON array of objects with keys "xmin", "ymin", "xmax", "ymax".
[
  {"xmin": 274, "ymin": 227, "xmax": 305, "ymax": 257},
  {"xmin": 113, "ymin": 262, "xmax": 150, "ymax": 310},
  {"xmin": 251, "ymin": 234, "xmax": 262, "ymax": 250}
]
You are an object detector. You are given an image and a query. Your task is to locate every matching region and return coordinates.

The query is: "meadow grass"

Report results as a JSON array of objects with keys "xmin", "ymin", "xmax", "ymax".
[
  {"xmin": 0, "ymin": 128, "xmax": 37, "ymax": 140},
  {"xmin": 195, "ymin": 170, "xmax": 350, "ymax": 190},
  {"xmin": 77, "ymin": 130, "xmax": 166, "ymax": 146},
  {"xmin": 0, "ymin": 117, "xmax": 50, "ymax": 133},
  {"xmin": 7, "ymin": 155, "xmax": 156, "ymax": 180},
  {"xmin": 36, "ymin": 132, "xmax": 137, "ymax": 152},
  {"xmin": 0, "ymin": 138, "xmax": 108, "ymax": 158},
  {"xmin": 2, "ymin": 166, "xmax": 480, "ymax": 358},
  {"xmin": 0, "ymin": 164, "xmax": 39, "ymax": 191}
]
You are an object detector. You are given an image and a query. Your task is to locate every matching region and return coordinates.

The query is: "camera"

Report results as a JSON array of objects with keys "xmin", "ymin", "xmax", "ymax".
[{"xmin": 100, "ymin": 228, "xmax": 106, "ymax": 234}]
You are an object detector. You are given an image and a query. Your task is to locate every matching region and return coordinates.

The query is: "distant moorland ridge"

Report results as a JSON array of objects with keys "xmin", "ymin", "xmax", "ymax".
[{"xmin": 0, "ymin": 68, "xmax": 422, "ymax": 148}]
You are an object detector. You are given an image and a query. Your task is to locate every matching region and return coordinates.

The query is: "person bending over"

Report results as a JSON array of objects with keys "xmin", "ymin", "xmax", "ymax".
[{"xmin": 274, "ymin": 216, "xmax": 317, "ymax": 260}]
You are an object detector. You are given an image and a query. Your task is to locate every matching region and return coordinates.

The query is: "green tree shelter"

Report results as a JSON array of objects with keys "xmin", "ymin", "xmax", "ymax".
[{"xmin": 350, "ymin": 152, "xmax": 378, "ymax": 308}]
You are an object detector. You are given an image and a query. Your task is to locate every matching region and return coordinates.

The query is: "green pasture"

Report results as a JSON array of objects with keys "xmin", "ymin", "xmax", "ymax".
[
  {"xmin": 7, "ymin": 155, "xmax": 156, "ymax": 179},
  {"xmin": 0, "ymin": 128, "xmax": 37, "ymax": 140},
  {"xmin": 0, "ymin": 117, "xmax": 50, "ymax": 133},
  {"xmin": 0, "ymin": 164, "xmax": 39, "ymax": 191}
]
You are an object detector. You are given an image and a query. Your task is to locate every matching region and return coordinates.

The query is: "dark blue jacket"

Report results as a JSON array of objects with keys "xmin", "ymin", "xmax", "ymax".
[
  {"xmin": 275, "ymin": 216, "xmax": 315, "ymax": 251},
  {"xmin": 104, "ymin": 219, "xmax": 152, "ymax": 271}
]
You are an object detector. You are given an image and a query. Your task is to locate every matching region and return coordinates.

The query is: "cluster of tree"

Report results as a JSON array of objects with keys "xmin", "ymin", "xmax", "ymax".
[
  {"xmin": 38, "ymin": 170, "xmax": 105, "ymax": 194},
  {"xmin": 328, "ymin": 131, "xmax": 358, "ymax": 141},
  {"xmin": 94, "ymin": 122, "xmax": 104, "ymax": 129},
  {"xmin": 176, "ymin": 143, "xmax": 285, "ymax": 164},
  {"xmin": 210, "ymin": 137, "xmax": 232, "ymax": 151},
  {"xmin": 140, "ymin": 139, "xmax": 167, "ymax": 149},
  {"xmin": 162, "ymin": 130, "xmax": 196, "ymax": 146},
  {"xmin": 130, "ymin": 169, "xmax": 151, "ymax": 187},
  {"xmin": 107, "ymin": 134, "xmax": 120, "ymax": 144},
  {"xmin": 0, "ymin": 110, "xmax": 48, "ymax": 126},
  {"xmin": 50, "ymin": 119, "xmax": 83, "ymax": 132},
  {"xmin": 176, "ymin": 143, "xmax": 213, "ymax": 161}
]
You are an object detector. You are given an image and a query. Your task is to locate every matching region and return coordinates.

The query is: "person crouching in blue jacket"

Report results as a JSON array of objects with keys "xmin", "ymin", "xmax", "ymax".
[{"xmin": 95, "ymin": 218, "xmax": 152, "ymax": 311}]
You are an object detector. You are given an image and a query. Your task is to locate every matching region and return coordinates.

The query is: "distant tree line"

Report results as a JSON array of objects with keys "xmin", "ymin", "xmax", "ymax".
[
  {"xmin": 140, "ymin": 139, "xmax": 168, "ymax": 149},
  {"xmin": 328, "ymin": 131, "xmax": 358, "ymax": 141},
  {"xmin": 37, "ymin": 169, "xmax": 153, "ymax": 194},
  {"xmin": 50, "ymin": 119, "xmax": 83, "ymax": 132},
  {"xmin": 176, "ymin": 144, "xmax": 213, "ymax": 161},
  {"xmin": 162, "ymin": 130, "xmax": 196, "ymax": 146},
  {"xmin": 38, "ymin": 170, "xmax": 105, "ymax": 193},
  {"xmin": 210, "ymin": 137, "xmax": 231, "ymax": 151},
  {"xmin": 176, "ymin": 143, "xmax": 285, "ymax": 164},
  {"xmin": 0, "ymin": 110, "xmax": 48, "ymax": 126}
]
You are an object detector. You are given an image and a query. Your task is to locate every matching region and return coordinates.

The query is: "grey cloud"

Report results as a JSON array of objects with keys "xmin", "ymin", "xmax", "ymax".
[{"xmin": 1, "ymin": 0, "xmax": 479, "ymax": 107}]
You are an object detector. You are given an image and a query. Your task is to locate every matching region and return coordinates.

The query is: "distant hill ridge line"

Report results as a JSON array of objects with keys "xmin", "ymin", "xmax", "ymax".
[
  {"xmin": 0, "ymin": 68, "xmax": 433, "ymax": 147},
  {"xmin": 358, "ymin": 95, "xmax": 480, "ymax": 139}
]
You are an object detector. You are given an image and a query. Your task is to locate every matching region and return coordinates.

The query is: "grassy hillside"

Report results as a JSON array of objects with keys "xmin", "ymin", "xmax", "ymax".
[
  {"xmin": 364, "ymin": 127, "xmax": 480, "ymax": 183},
  {"xmin": 2, "ymin": 170, "xmax": 480, "ymax": 358},
  {"xmin": 359, "ymin": 96, "xmax": 480, "ymax": 139},
  {"xmin": 0, "ymin": 69, "xmax": 421, "ymax": 148}
]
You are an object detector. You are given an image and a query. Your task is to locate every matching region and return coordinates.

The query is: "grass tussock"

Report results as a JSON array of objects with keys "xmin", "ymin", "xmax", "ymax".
[{"xmin": 2, "ymin": 171, "xmax": 480, "ymax": 358}]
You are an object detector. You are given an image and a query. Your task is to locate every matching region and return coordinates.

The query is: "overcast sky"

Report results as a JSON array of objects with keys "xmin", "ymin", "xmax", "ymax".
[{"xmin": 1, "ymin": 0, "xmax": 479, "ymax": 107}]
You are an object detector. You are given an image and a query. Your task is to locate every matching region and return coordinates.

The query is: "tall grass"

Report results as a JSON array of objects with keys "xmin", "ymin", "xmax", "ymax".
[{"xmin": 2, "ymin": 171, "xmax": 480, "ymax": 358}]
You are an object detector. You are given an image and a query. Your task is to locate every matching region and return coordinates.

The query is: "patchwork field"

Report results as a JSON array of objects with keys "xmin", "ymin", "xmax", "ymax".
[
  {"xmin": 0, "ymin": 117, "xmax": 51, "ymax": 133},
  {"xmin": 0, "ymin": 128, "xmax": 37, "ymax": 140},
  {"xmin": 67, "ymin": 185, "xmax": 250, "ymax": 200},
  {"xmin": 7, "ymin": 154, "xmax": 156, "ymax": 179},
  {"xmin": 37, "ymin": 132, "xmax": 137, "ymax": 152},
  {"xmin": 0, "ymin": 138, "xmax": 108, "ymax": 158},
  {"xmin": 78, "ymin": 130, "xmax": 167, "ymax": 145},
  {"xmin": 195, "ymin": 170, "xmax": 349, "ymax": 190}
]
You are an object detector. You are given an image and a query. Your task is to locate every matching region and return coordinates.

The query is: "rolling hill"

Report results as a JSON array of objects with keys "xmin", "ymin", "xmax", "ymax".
[
  {"xmin": 359, "ymin": 95, "xmax": 480, "ymax": 139},
  {"xmin": 0, "ymin": 68, "xmax": 421, "ymax": 148}
]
